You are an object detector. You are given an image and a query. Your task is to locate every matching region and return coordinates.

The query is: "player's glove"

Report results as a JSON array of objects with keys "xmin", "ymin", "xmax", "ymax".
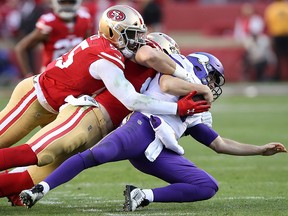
[{"xmin": 177, "ymin": 91, "xmax": 211, "ymax": 116}]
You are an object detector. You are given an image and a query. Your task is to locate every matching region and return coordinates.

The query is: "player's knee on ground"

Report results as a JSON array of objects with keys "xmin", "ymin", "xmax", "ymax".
[{"xmin": 199, "ymin": 185, "xmax": 218, "ymax": 201}]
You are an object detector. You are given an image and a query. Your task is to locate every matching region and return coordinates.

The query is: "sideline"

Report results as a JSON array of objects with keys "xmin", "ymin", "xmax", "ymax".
[
  {"xmin": 1, "ymin": 82, "xmax": 288, "ymax": 98},
  {"xmin": 222, "ymin": 82, "xmax": 288, "ymax": 97}
]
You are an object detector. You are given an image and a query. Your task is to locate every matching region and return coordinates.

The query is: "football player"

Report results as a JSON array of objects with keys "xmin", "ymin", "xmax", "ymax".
[
  {"xmin": 18, "ymin": 52, "xmax": 287, "ymax": 209},
  {"xmin": 0, "ymin": 30, "xmax": 211, "ymax": 206},
  {"xmin": 15, "ymin": 0, "xmax": 93, "ymax": 78},
  {"xmin": 0, "ymin": 5, "xmax": 208, "ymax": 150}
]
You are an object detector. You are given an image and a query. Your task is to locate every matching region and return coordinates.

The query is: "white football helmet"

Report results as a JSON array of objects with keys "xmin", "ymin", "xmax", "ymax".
[
  {"xmin": 51, "ymin": 0, "xmax": 82, "ymax": 20},
  {"xmin": 99, "ymin": 5, "xmax": 147, "ymax": 58},
  {"xmin": 147, "ymin": 32, "xmax": 180, "ymax": 55}
]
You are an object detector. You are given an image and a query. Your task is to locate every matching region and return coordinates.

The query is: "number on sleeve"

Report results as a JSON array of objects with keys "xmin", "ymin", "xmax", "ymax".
[{"xmin": 55, "ymin": 40, "xmax": 89, "ymax": 69}]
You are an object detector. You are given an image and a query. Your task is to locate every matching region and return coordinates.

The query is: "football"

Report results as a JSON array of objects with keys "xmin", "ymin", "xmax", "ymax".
[{"xmin": 192, "ymin": 94, "xmax": 205, "ymax": 101}]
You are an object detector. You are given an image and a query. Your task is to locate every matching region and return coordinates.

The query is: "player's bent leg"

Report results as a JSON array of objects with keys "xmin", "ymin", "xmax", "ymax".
[
  {"xmin": 28, "ymin": 157, "xmax": 68, "ymax": 184},
  {"xmin": 0, "ymin": 169, "xmax": 34, "ymax": 198},
  {"xmin": 90, "ymin": 112, "xmax": 155, "ymax": 163},
  {"xmin": 28, "ymin": 105, "xmax": 109, "ymax": 166},
  {"xmin": 0, "ymin": 77, "xmax": 56, "ymax": 148},
  {"xmin": 2, "ymin": 157, "xmax": 72, "ymax": 207},
  {"xmin": 129, "ymin": 150, "xmax": 218, "ymax": 203}
]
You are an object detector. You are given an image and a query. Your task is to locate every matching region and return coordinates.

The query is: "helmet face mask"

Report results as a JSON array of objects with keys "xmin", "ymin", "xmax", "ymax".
[
  {"xmin": 52, "ymin": 0, "xmax": 82, "ymax": 20},
  {"xmin": 99, "ymin": 5, "xmax": 147, "ymax": 58},
  {"xmin": 186, "ymin": 52, "xmax": 225, "ymax": 101},
  {"xmin": 121, "ymin": 28, "xmax": 146, "ymax": 55}
]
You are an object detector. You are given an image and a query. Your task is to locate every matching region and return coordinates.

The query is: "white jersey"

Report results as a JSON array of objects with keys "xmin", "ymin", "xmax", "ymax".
[{"xmin": 143, "ymin": 54, "xmax": 203, "ymax": 139}]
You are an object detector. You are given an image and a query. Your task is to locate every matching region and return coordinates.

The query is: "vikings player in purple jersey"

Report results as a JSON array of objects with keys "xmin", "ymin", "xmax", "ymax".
[{"xmin": 20, "ymin": 48, "xmax": 287, "ymax": 211}]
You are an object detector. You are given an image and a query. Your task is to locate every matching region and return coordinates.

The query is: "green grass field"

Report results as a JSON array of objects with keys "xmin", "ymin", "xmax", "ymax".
[{"xmin": 0, "ymin": 91, "xmax": 287, "ymax": 216}]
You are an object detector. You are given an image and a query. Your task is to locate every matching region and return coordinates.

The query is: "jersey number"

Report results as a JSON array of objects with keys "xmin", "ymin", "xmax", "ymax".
[{"xmin": 55, "ymin": 40, "xmax": 89, "ymax": 69}]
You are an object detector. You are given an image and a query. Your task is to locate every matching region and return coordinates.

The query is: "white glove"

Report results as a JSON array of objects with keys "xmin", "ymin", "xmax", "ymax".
[
  {"xmin": 201, "ymin": 111, "xmax": 213, "ymax": 128},
  {"xmin": 150, "ymin": 115, "xmax": 184, "ymax": 155}
]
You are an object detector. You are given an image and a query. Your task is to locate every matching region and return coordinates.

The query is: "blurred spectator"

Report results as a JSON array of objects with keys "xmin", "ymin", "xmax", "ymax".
[
  {"xmin": 233, "ymin": 3, "xmax": 275, "ymax": 81},
  {"xmin": 18, "ymin": 0, "xmax": 49, "ymax": 38},
  {"xmin": 82, "ymin": 0, "xmax": 115, "ymax": 34},
  {"xmin": 233, "ymin": 3, "xmax": 264, "ymax": 43},
  {"xmin": 138, "ymin": 0, "xmax": 162, "ymax": 33},
  {"xmin": 265, "ymin": 0, "xmax": 288, "ymax": 81},
  {"xmin": 14, "ymin": 0, "xmax": 93, "ymax": 78},
  {"xmin": 0, "ymin": 49, "xmax": 19, "ymax": 86},
  {"xmin": 242, "ymin": 18, "xmax": 276, "ymax": 81},
  {"xmin": 0, "ymin": 0, "xmax": 22, "ymax": 40},
  {"xmin": 15, "ymin": 0, "xmax": 50, "ymax": 80}
]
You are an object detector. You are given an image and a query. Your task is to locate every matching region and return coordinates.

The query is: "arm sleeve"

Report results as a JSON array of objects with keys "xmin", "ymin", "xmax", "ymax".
[
  {"xmin": 185, "ymin": 123, "xmax": 218, "ymax": 146},
  {"xmin": 90, "ymin": 59, "xmax": 178, "ymax": 115}
]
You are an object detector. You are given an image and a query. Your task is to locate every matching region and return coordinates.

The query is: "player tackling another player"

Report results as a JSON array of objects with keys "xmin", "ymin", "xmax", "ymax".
[
  {"xmin": 0, "ymin": 2, "xmax": 286, "ymax": 212},
  {"xmin": 0, "ymin": 4, "xmax": 211, "ymax": 206},
  {"xmin": 19, "ymin": 48, "xmax": 287, "ymax": 210}
]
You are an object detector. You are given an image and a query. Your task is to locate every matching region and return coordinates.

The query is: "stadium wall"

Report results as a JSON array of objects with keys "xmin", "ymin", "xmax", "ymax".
[{"xmin": 162, "ymin": 3, "xmax": 270, "ymax": 82}]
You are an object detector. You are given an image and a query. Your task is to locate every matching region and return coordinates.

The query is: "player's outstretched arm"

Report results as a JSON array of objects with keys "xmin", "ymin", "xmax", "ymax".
[{"xmin": 209, "ymin": 137, "xmax": 287, "ymax": 156}]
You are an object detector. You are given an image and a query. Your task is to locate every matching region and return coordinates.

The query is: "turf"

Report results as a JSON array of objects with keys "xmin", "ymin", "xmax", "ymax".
[{"xmin": 0, "ymin": 93, "xmax": 287, "ymax": 216}]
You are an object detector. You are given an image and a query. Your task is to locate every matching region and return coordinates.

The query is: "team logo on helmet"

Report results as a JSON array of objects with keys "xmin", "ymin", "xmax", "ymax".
[{"xmin": 107, "ymin": 10, "xmax": 126, "ymax": 21}]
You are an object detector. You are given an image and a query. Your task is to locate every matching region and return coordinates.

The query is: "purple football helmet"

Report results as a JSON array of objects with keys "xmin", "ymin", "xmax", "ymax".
[{"xmin": 186, "ymin": 52, "xmax": 225, "ymax": 101}]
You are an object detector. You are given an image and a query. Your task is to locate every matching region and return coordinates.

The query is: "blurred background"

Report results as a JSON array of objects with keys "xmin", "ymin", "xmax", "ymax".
[{"xmin": 0, "ymin": 0, "xmax": 288, "ymax": 90}]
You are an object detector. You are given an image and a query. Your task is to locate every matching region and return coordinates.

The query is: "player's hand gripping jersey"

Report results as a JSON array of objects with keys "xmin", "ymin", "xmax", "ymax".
[{"xmin": 36, "ymin": 9, "xmax": 92, "ymax": 68}]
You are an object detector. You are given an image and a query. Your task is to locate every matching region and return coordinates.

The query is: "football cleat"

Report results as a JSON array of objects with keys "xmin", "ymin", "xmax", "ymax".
[
  {"xmin": 123, "ymin": 185, "xmax": 149, "ymax": 211},
  {"xmin": 19, "ymin": 184, "xmax": 44, "ymax": 208}
]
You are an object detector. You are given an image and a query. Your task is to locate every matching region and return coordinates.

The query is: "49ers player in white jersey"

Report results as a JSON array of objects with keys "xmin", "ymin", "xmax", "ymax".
[
  {"xmin": 15, "ymin": 0, "xmax": 92, "ymax": 78},
  {"xmin": 0, "ymin": 31, "xmax": 211, "ymax": 206}
]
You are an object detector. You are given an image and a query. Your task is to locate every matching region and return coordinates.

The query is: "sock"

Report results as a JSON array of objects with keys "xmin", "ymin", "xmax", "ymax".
[
  {"xmin": 0, "ymin": 144, "xmax": 37, "ymax": 171},
  {"xmin": 0, "ymin": 170, "xmax": 34, "ymax": 197},
  {"xmin": 44, "ymin": 151, "xmax": 91, "ymax": 190},
  {"xmin": 39, "ymin": 181, "xmax": 50, "ymax": 195},
  {"xmin": 142, "ymin": 189, "xmax": 154, "ymax": 202}
]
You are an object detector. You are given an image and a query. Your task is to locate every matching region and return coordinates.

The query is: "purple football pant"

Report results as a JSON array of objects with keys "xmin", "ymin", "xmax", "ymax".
[{"xmin": 44, "ymin": 112, "xmax": 218, "ymax": 202}]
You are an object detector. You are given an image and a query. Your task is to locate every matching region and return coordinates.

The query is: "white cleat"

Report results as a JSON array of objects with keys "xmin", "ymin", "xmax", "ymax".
[
  {"xmin": 123, "ymin": 185, "xmax": 149, "ymax": 211},
  {"xmin": 19, "ymin": 184, "xmax": 44, "ymax": 208}
]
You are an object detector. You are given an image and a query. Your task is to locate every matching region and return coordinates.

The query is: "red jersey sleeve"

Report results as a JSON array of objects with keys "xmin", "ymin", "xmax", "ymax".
[
  {"xmin": 35, "ymin": 13, "xmax": 55, "ymax": 34},
  {"xmin": 97, "ymin": 38, "xmax": 125, "ymax": 71}
]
